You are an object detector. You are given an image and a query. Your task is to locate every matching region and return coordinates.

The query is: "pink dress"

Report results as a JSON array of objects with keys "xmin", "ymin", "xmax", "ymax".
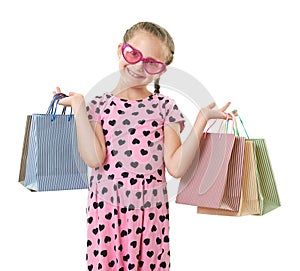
[{"xmin": 86, "ymin": 92, "xmax": 185, "ymax": 271}]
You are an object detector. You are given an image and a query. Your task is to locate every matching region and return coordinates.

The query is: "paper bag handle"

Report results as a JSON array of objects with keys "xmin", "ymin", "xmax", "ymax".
[
  {"xmin": 47, "ymin": 93, "xmax": 72, "ymax": 121},
  {"xmin": 204, "ymin": 113, "xmax": 236, "ymax": 138},
  {"xmin": 230, "ymin": 109, "xmax": 250, "ymax": 139}
]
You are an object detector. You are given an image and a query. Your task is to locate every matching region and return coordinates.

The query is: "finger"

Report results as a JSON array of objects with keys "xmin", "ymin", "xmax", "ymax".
[
  {"xmin": 53, "ymin": 86, "xmax": 62, "ymax": 96},
  {"xmin": 227, "ymin": 114, "xmax": 233, "ymax": 120},
  {"xmin": 219, "ymin": 102, "xmax": 231, "ymax": 112},
  {"xmin": 221, "ymin": 112, "xmax": 227, "ymax": 119},
  {"xmin": 207, "ymin": 102, "xmax": 216, "ymax": 109},
  {"xmin": 58, "ymin": 97, "xmax": 71, "ymax": 106}
]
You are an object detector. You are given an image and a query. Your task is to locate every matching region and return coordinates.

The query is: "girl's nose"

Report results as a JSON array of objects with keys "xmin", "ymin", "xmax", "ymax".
[{"xmin": 133, "ymin": 61, "xmax": 145, "ymax": 73}]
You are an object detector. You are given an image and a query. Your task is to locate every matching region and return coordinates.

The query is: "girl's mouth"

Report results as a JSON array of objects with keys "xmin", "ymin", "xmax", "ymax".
[{"xmin": 127, "ymin": 68, "xmax": 146, "ymax": 79}]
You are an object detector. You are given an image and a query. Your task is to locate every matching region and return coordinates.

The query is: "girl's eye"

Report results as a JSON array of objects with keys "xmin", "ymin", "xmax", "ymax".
[
  {"xmin": 146, "ymin": 59, "xmax": 157, "ymax": 66},
  {"xmin": 129, "ymin": 50, "xmax": 141, "ymax": 58},
  {"xmin": 123, "ymin": 47, "xmax": 142, "ymax": 63},
  {"xmin": 131, "ymin": 51, "xmax": 138, "ymax": 56}
]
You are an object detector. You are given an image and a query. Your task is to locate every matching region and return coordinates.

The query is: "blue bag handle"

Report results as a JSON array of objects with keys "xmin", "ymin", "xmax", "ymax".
[
  {"xmin": 46, "ymin": 93, "xmax": 64, "ymax": 115},
  {"xmin": 47, "ymin": 93, "xmax": 73, "ymax": 122}
]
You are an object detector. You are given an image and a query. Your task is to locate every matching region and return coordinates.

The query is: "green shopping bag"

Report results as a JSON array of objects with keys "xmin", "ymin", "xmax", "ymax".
[
  {"xmin": 233, "ymin": 110, "xmax": 281, "ymax": 215},
  {"xmin": 250, "ymin": 139, "xmax": 281, "ymax": 215}
]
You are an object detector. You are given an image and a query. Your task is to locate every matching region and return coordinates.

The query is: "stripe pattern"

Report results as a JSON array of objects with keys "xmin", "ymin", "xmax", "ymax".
[
  {"xmin": 250, "ymin": 139, "xmax": 281, "ymax": 215},
  {"xmin": 239, "ymin": 140, "xmax": 260, "ymax": 215},
  {"xmin": 176, "ymin": 133, "xmax": 235, "ymax": 207},
  {"xmin": 197, "ymin": 140, "xmax": 260, "ymax": 216},
  {"xmin": 219, "ymin": 136, "xmax": 245, "ymax": 211},
  {"xmin": 23, "ymin": 114, "xmax": 88, "ymax": 191}
]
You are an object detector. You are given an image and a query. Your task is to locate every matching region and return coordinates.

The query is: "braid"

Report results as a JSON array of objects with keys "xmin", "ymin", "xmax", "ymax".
[{"xmin": 154, "ymin": 78, "xmax": 160, "ymax": 94}]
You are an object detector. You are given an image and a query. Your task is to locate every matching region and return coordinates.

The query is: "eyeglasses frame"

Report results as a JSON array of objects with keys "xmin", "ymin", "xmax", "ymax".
[{"xmin": 121, "ymin": 43, "xmax": 166, "ymax": 75}]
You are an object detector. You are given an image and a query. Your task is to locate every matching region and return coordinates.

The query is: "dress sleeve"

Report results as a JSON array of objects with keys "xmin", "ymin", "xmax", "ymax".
[
  {"xmin": 86, "ymin": 95, "xmax": 104, "ymax": 123},
  {"xmin": 164, "ymin": 98, "xmax": 186, "ymax": 133}
]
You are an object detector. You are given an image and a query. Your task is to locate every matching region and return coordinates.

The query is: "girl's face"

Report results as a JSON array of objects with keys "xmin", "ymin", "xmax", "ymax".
[{"xmin": 117, "ymin": 31, "xmax": 169, "ymax": 89}]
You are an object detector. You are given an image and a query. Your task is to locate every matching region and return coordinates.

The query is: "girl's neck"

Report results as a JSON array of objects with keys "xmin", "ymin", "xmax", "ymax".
[{"xmin": 112, "ymin": 80, "xmax": 152, "ymax": 100}]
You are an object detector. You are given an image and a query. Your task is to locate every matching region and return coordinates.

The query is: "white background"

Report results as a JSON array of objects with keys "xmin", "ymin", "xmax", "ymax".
[{"xmin": 1, "ymin": 0, "xmax": 299, "ymax": 270}]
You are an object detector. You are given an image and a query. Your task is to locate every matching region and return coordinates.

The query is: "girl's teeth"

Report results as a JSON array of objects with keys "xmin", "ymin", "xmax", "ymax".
[{"xmin": 128, "ymin": 68, "xmax": 143, "ymax": 78}]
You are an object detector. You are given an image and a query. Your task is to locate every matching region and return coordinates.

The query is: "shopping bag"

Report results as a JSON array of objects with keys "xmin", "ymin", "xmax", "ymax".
[
  {"xmin": 196, "ymin": 110, "xmax": 280, "ymax": 216},
  {"xmin": 176, "ymin": 113, "xmax": 246, "ymax": 210},
  {"xmin": 19, "ymin": 93, "xmax": 88, "ymax": 191},
  {"xmin": 239, "ymin": 140, "xmax": 261, "ymax": 215},
  {"xmin": 233, "ymin": 110, "xmax": 280, "ymax": 214},
  {"xmin": 175, "ymin": 131, "xmax": 236, "ymax": 208},
  {"xmin": 197, "ymin": 140, "xmax": 260, "ymax": 216},
  {"xmin": 250, "ymin": 138, "xmax": 281, "ymax": 215}
]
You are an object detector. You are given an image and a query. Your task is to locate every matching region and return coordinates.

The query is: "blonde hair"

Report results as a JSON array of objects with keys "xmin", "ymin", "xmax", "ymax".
[{"xmin": 123, "ymin": 22, "xmax": 175, "ymax": 93}]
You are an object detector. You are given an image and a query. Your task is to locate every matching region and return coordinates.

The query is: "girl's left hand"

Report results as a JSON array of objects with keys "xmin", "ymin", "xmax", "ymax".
[{"xmin": 200, "ymin": 101, "xmax": 232, "ymax": 121}]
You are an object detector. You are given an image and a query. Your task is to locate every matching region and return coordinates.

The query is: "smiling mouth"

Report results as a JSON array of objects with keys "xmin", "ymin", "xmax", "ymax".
[{"xmin": 127, "ymin": 68, "xmax": 146, "ymax": 79}]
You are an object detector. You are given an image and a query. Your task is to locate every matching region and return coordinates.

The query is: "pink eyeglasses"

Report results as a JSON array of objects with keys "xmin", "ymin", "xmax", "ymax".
[{"xmin": 121, "ymin": 43, "xmax": 166, "ymax": 75}]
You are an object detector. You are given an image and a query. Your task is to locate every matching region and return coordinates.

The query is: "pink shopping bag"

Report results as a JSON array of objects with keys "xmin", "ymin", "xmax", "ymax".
[{"xmin": 175, "ymin": 132, "xmax": 236, "ymax": 208}]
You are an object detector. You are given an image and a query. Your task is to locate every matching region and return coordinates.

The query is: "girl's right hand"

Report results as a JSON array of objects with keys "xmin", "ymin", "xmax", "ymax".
[
  {"xmin": 52, "ymin": 86, "xmax": 85, "ymax": 113},
  {"xmin": 52, "ymin": 86, "xmax": 71, "ymax": 106}
]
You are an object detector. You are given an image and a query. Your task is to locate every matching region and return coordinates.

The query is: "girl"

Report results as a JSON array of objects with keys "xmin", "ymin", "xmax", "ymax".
[{"xmin": 55, "ymin": 22, "xmax": 230, "ymax": 271}]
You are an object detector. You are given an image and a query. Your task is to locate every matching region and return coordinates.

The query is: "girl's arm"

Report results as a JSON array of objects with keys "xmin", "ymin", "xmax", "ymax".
[
  {"xmin": 164, "ymin": 102, "xmax": 230, "ymax": 178},
  {"xmin": 55, "ymin": 88, "xmax": 106, "ymax": 168}
]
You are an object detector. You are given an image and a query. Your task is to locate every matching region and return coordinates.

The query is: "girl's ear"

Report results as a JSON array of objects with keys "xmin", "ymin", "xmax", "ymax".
[{"xmin": 117, "ymin": 43, "xmax": 122, "ymax": 59}]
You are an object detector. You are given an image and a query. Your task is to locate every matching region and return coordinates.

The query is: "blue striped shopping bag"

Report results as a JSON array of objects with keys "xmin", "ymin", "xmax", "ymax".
[{"xmin": 18, "ymin": 93, "xmax": 88, "ymax": 191}]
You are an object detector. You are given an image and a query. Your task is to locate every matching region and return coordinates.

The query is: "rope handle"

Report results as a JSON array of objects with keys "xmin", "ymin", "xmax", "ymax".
[
  {"xmin": 47, "ymin": 93, "xmax": 72, "ymax": 122},
  {"xmin": 231, "ymin": 109, "xmax": 250, "ymax": 139},
  {"xmin": 204, "ymin": 112, "xmax": 235, "ymax": 138},
  {"xmin": 203, "ymin": 110, "xmax": 250, "ymax": 139}
]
